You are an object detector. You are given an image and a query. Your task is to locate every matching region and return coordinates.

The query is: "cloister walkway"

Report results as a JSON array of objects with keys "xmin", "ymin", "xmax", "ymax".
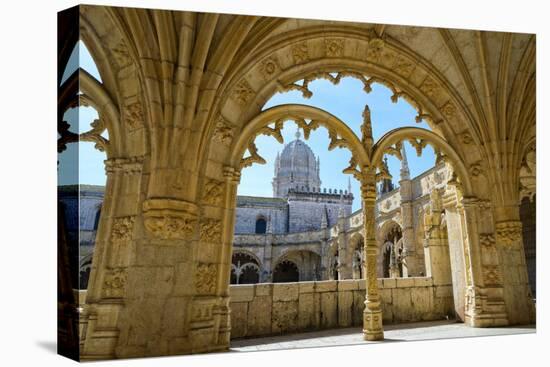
[{"xmin": 230, "ymin": 320, "xmax": 535, "ymax": 352}]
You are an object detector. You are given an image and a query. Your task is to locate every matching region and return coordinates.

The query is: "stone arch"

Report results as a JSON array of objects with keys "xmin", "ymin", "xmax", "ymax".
[
  {"xmin": 229, "ymin": 103, "xmax": 368, "ymax": 170},
  {"xmin": 273, "ymin": 260, "xmax": 299, "ymax": 283},
  {"xmin": 372, "ymin": 127, "xmax": 473, "ymax": 196},
  {"xmin": 200, "ymin": 26, "xmax": 486, "ymax": 188},
  {"xmin": 274, "ymin": 249, "xmax": 322, "ymax": 282},
  {"xmin": 231, "ymin": 251, "xmax": 261, "ymax": 285}
]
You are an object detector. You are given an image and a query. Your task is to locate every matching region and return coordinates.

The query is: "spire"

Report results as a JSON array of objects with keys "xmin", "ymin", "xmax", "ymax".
[
  {"xmin": 380, "ymin": 157, "xmax": 394, "ymax": 194},
  {"xmin": 400, "ymin": 144, "xmax": 410, "ymax": 180},
  {"xmin": 361, "ymin": 104, "xmax": 374, "ymax": 151},
  {"xmin": 347, "ymin": 176, "xmax": 352, "ymax": 195},
  {"xmin": 295, "ymin": 128, "xmax": 301, "ymax": 140}
]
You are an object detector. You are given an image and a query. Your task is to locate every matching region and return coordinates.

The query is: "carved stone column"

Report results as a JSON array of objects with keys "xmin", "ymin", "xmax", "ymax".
[
  {"xmin": 214, "ymin": 167, "xmax": 241, "ymax": 348},
  {"xmin": 81, "ymin": 156, "xmax": 143, "ymax": 361},
  {"xmin": 460, "ymin": 197, "xmax": 508, "ymax": 327},
  {"xmin": 398, "ymin": 178, "xmax": 418, "ymax": 276},
  {"xmin": 494, "ymin": 204, "xmax": 536, "ymax": 325},
  {"xmin": 423, "ymin": 189, "xmax": 452, "ymax": 286},
  {"xmin": 361, "ymin": 170, "xmax": 384, "ymax": 341}
]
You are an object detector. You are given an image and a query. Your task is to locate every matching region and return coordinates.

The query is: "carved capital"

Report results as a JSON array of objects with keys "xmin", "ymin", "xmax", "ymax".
[
  {"xmin": 104, "ymin": 156, "xmax": 144, "ymax": 175},
  {"xmin": 142, "ymin": 198, "xmax": 198, "ymax": 240},
  {"xmin": 223, "ymin": 166, "xmax": 241, "ymax": 184}
]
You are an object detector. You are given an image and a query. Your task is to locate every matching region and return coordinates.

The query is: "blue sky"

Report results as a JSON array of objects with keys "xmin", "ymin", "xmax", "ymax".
[{"xmin": 59, "ymin": 41, "xmax": 436, "ymax": 211}]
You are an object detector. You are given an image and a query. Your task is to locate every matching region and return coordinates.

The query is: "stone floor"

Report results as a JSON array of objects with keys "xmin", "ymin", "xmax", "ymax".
[{"xmin": 230, "ymin": 320, "xmax": 536, "ymax": 352}]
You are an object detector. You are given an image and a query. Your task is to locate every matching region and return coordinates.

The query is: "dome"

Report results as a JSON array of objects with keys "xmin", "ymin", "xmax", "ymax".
[{"xmin": 272, "ymin": 130, "xmax": 321, "ymax": 197}]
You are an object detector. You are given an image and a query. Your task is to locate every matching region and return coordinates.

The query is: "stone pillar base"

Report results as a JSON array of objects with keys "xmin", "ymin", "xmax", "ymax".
[{"xmin": 362, "ymin": 308, "xmax": 384, "ymax": 341}]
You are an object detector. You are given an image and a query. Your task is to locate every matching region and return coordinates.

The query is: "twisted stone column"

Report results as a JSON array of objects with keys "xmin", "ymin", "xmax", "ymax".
[{"xmin": 361, "ymin": 170, "xmax": 384, "ymax": 341}]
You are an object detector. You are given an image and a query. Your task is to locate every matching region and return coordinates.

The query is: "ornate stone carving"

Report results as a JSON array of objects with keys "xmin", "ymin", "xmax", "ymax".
[
  {"xmin": 495, "ymin": 221, "xmax": 522, "ymax": 248},
  {"xmin": 420, "ymin": 76, "xmax": 440, "ymax": 98},
  {"xmin": 212, "ymin": 115, "xmax": 234, "ymax": 144},
  {"xmin": 461, "ymin": 132, "xmax": 473, "ymax": 144},
  {"xmin": 231, "ymin": 79, "xmax": 255, "ymax": 106},
  {"xmin": 111, "ymin": 42, "xmax": 132, "ymax": 67},
  {"xmin": 259, "ymin": 56, "xmax": 279, "ymax": 79},
  {"xmin": 124, "ymin": 102, "xmax": 144, "ymax": 129},
  {"xmin": 366, "ymin": 38, "xmax": 385, "ymax": 60},
  {"xmin": 407, "ymin": 138, "xmax": 428, "ymax": 156},
  {"xmin": 202, "ymin": 178, "xmax": 225, "ymax": 206},
  {"xmin": 342, "ymin": 156, "xmax": 362, "ymax": 180},
  {"xmin": 281, "ymin": 71, "xmax": 376, "ymax": 99},
  {"xmin": 111, "ymin": 216, "xmax": 135, "ymax": 246},
  {"xmin": 470, "ymin": 162, "xmax": 483, "ymax": 177},
  {"xmin": 192, "ymin": 300, "xmax": 215, "ymax": 322},
  {"xmin": 327, "ymin": 129, "xmax": 350, "ymax": 151},
  {"xmin": 240, "ymin": 141, "xmax": 266, "ymax": 169},
  {"xmin": 104, "ymin": 156, "xmax": 144, "ymax": 175},
  {"xmin": 483, "ymin": 265, "xmax": 501, "ymax": 286},
  {"xmin": 291, "ymin": 42, "xmax": 309, "ymax": 64},
  {"xmin": 144, "ymin": 215, "xmax": 196, "ymax": 240},
  {"xmin": 142, "ymin": 199, "xmax": 198, "ymax": 240},
  {"xmin": 195, "ymin": 263, "xmax": 217, "ymax": 295},
  {"xmin": 102, "ymin": 268, "xmax": 127, "ymax": 298},
  {"xmin": 394, "ymin": 55, "xmax": 415, "ymax": 76},
  {"xmin": 79, "ymin": 118, "xmax": 109, "ymax": 152},
  {"xmin": 325, "ymin": 38, "xmax": 345, "ymax": 57},
  {"xmin": 200, "ymin": 218, "xmax": 222, "ymax": 243},
  {"xmin": 441, "ymin": 101, "xmax": 457, "ymax": 119},
  {"xmin": 257, "ymin": 119, "xmax": 284, "ymax": 143},
  {"xmin": 479, "ymin": 233, "xmax": 495, "ymax": 248}
]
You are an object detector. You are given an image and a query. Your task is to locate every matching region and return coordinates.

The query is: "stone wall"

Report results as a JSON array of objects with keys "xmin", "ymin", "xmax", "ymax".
[{"xmin": 229, "ymin": 278, "xmax": 454, "ymax": 339}]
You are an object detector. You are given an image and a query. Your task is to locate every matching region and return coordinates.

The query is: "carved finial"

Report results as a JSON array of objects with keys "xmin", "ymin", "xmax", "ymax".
[
  {"xmin": 361, "ymin": 104, "xmax": 374, "ymax": 150},
  {"xmin": 400, "ymin": 145, "xmax": 410, "ymax": 180}
]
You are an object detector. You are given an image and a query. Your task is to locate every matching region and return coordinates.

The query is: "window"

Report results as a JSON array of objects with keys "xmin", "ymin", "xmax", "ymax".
[{"xmin": 255, "ymin": 217, "xmax": 267, "ymax": 234}]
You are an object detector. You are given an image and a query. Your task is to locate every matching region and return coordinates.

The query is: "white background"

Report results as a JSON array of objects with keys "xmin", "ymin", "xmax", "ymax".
[{"xmin": 0, "ymin": 0, "xmax": 546, "ymax": 365}]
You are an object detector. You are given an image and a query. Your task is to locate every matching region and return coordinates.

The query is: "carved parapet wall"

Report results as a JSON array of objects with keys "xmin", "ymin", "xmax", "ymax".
[{"xmin": 229, "ymin": 278, "xmax": 454, "ymax": 339}]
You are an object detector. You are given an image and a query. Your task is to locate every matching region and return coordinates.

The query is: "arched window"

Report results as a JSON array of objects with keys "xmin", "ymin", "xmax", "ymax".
[
  {"xmin": 255, "ymin": 217, "xmax": 267, "ymax": 234},
  {"xmin": 231, "ymin": 252, "xmax": 261, "ymax": 284},
  {"xmin": 273, "ymin": 260, "xmax": 299, "ymax": 283}
]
